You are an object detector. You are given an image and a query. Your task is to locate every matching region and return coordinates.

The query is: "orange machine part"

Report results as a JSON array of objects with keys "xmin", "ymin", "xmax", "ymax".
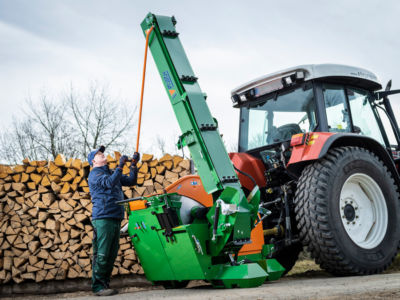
[
  {"xmin": 287, "ymin": 132, "xmax": 335, "ymax": 166},
  {"xmin": 166, "ymin": 175, "xmax": 264, "ymax": 256},
  {"xmin": 229, "ymin": 152, "xmax": 267, "ymax": 190},
  {"xmin": 165, "ymin": 175, "xmax": 213, "ymax": 207},
  {"xmin": 129, "ymin": 200, "xmax": 148, "ymax": 211}
]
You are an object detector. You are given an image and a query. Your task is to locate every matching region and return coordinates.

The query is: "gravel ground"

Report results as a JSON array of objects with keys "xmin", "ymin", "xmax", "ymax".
[{"xmin": 3, "ymin": 272, "xmax": 400, "ymax": 300}]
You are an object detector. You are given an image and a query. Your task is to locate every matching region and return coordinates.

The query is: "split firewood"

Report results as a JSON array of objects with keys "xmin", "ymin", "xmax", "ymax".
[{"xmin": 54, "ymin": 154, "xmax": 66, "ymax": 167}]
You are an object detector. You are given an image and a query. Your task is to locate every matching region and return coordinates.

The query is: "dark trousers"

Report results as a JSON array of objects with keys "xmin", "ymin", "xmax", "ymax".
[{"xmin": 92, "ymin": 218, "xmax": 121, "ymax": 292}]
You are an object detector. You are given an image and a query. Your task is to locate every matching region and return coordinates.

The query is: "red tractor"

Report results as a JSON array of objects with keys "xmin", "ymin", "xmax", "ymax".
[{"xmin": 226, "ymin": 64, "xmax": 400, "ymax": 275}]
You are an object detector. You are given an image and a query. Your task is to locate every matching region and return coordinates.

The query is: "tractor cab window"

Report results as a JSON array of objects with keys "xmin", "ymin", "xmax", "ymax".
[
  {"xmin": 323, "ymin": 84, "xmax": 351, "ymax": 132},
  {"xmin": 239, "ymin": 83, "xmax": 316, "ymax": 151},
  {"xmin": 347, "ymin": 87, "xmax": 385, "ymax": 145}
]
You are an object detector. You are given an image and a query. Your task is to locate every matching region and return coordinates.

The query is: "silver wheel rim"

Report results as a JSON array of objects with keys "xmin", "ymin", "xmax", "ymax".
[{"xmin": 339, "ymin": 173, "xmax": 388, "ymax": 249}]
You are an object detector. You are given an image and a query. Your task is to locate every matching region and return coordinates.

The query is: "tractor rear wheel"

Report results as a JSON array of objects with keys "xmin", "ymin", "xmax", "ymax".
[{"xmin": 294, "ymin": 146, "xmax": 400, "ymax": 275}]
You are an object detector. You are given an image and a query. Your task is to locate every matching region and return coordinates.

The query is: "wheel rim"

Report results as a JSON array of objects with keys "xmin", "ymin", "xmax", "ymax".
[{"xmin": 339, "ymin": 173, "xmax": 388, "ymax": 249}]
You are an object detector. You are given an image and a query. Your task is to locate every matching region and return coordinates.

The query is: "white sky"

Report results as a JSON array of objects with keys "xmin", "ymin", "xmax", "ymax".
[{"xmin": 1, "ymin": 0, "xmax": 400, "ymax": 156}]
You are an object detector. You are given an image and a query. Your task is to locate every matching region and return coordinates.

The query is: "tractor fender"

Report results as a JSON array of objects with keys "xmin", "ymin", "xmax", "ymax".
[{"xmin": 287, "ymin": 133, "xmax": 400, "ymax": 187}]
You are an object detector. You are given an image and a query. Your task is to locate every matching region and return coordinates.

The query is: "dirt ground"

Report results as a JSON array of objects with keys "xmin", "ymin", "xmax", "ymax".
[{"xmin": 3, "ymin": 255, "xmax": 400, "ymax": 300}]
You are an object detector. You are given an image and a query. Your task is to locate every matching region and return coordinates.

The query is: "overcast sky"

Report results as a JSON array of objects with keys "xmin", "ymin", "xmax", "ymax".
[{"xmin": 1, "ymin": 0, "xmax": 399, "ymax": 156}]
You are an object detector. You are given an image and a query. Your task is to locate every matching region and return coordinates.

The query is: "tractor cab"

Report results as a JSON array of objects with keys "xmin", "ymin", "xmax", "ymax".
[{"xmin": 232, "ymin": 64, "xmax": 400, "ymax": 161}]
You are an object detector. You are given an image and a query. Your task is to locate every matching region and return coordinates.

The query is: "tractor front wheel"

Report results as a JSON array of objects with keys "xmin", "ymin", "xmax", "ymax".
[{"xmin": 294, "ymin": 146, "xmax": 400, "ymax": 275}]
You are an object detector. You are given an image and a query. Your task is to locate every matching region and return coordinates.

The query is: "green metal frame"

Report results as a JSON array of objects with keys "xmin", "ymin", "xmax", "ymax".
[{"xmin": 124, "ymin": 13, "xmax": 284, "ymax": 288}]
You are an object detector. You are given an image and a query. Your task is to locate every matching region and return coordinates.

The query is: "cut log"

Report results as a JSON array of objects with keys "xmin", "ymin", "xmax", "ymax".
[
  {"xmin": 150, "ymin": 168, "xmax": 157, "ymax": 179},
  {"xmin": 163, "ymin": 161, "xmax": 173, "ymax": 170},
  {"xmin": 149, "ymin": 159, "xmax": 158, "ymax": 167},
  {"xmin": 165, "ymin": 170, "xmax": 179, "ymax": 181},
  {"xmin": 11, "ymin": 182, "xmax": 25, "ymax": 192},
  {"xmin": 65, "ymin": 158, "xmax": 73, "ymax": 168},
  {"xmin": 156, "ymin": 165, "xmax": 165, "ymax": 175},
  {"xmin": 42, "ymin": 193, "xmax": 55, "ymax": 206},
  {"xmin": 72, "ymin": 176, "xmax": 82, "ymax": 185},
  {"xmin": 74, "ymin": 213, "xmax": 87, "ymax": 223},
  {"xmin": 179, "ymin": 159, "xmax": 191, "ymax": 170},
  {"xmin": 163, "ymin": 179, "xmax": 172, "ymax": 188},
  {"xmin": 30, "ymin": 173, "xmax": 42, "ymax": 185},
  {"xmin": 67, "ymin": 168, "xmax": 77, "ymax": 178},
  {"xmin": 28, "ymin": 241, "xmax": 40, "ymax": 253},
  {"xmin": 40, "ymin": 176, "xmax": 51, "ymax": 187},
  {"xmin": 135, "ymin": 186, "xmax": 147, "ymax": 196},
  {"xmin": 141, "ymin": 153, "xmax": 153, "ymax": 162},
  {"xmin": 37, "ymin": 249, "xmax": 49, "ymax": 260},
  {"xmin": 60, "ymin": 232, "xmax": 70, "ymax": 244},
  {"xmin": 50, "ymin": 181, "xmax": 61, "ymax": 193},
  {"xmin": 54, "ymin": 154, "xmax": 66, "ymax": 167},
  {"xmin": 61, "ymin": 173, "xmax": 73, "ymax": 182},
  {"xmin": 50, "ymin": 167, "xmax": 62, "ymax": 177},
  {"xmin": 139, "ymin": 162, "xmax": 148, "ymax": 174},
  {"xmin": 143, "ymin": 179, "xmax": 153, "ymax": 187},
  {"xmin": 13, "ymin": 257, "xmax": 26, "ymax": 268},
  {"xmin": 180, "ymin": 170, "xmax": 190, "ymax": 177},
  {"xmin": 12, "ymin": 173, "xmax": 21, "ymax": 183},
  {"xmin": 38, "ymin": 185, "xmax": 49, "ymax": 194},
  {"xmin": 27, "ymin": 207, "xmax": 38, "ymax": 218},
  {"xmin": 45, "ymin": 218, "xmax": 60, "ymax": 230},
  {"xmin": 79, "ymin": 179, "xmax": 88, "ymax": 187},
  {"xmin": 26, "ymin": 182, "xmax": 36, "ymax": 190},
  {"xmin": 13, "ymin": 165, "xmax": 26, "ymax": 173},
  {"xmin": 159, "ymin": 153, "xmax": 172, "ymax": 162},
  {"xmin": 155, "ymin": 174, "xmax": 164, "ymax": 184},
  {"xmin": 59, "ymin": 199, "xmax": 73, "ymax": 211},
  {"xmin": 60, "ymin": 183, "xmax": 71, "ymax": 194},
  {"xmin": 48, "ymin": 175, "xmax": 61, "ymax": 183},
  {"xmin": 72, "ymin": 159, "xmax": 82, "ymax": 170},
  {"xmin": 20, "ymin": 173, "xmax": 30, "ymax": 183},
  {"xmin": 35, "ymin": 270, "xmax": 47, "ymax": 282},
  {"xmin": 173, "ymin": 155, "xmax": 183, "ymax": 168}
]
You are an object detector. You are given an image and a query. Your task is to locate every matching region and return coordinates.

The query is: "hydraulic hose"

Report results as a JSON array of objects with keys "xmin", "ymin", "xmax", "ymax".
[
  {"xmin": 136, "ymin": 26, "xmax": 154, "ymax": 153},
  {"xmin": 233, "ymin": 165, "xmax": 257, "ymax": 189}
]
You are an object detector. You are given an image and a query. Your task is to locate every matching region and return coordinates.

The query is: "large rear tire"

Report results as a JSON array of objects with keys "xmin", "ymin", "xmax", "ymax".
[{"xmin": 294, "ymin": 146, "xmax": 400, "ymax": 275}]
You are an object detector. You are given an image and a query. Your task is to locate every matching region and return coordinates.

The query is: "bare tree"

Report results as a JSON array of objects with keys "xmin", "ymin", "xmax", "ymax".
[
  {"xmin": 66, "ymin": 82, "xmax": 136, "ymax": 159},
  {"xmin": 155, "ymin": 134, "xmax": 167, "ymax": 155},
  {"xmin": 0, "ymin": 95, "xmax": 77, "ymax": 163},
  {"xmin": 25, "ymin": 94, "xmax": 77, "ymax": 160},
  {"xmin": 0, "ymin": 82, "xmax": 137, "ymax": 164}
]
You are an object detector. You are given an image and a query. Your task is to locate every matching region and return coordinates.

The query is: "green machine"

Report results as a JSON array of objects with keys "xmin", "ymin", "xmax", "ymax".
[{"xmin": 120, "ymin": 13, "xmax": 284, "ymax": 289}]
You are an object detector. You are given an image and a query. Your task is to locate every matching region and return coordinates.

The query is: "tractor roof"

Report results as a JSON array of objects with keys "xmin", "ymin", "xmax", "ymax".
[{"xmin": 231, "ymin": 64, "xmax": 382, "ymax": 104}]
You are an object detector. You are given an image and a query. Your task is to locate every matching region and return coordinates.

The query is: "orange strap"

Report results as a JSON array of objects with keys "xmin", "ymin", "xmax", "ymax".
[{"xmin": 136, "ymin": 26, "xmax": 154, "ymax": 153}]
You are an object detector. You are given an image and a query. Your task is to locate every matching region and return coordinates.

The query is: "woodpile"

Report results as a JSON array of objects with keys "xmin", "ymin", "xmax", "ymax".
[{"xmin": 0, "ymin": 153, "xmax": 191, "ymax": 284}]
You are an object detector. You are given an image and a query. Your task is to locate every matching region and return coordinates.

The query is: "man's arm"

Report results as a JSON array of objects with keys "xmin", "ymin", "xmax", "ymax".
[{"xmin": 91, "ymin": 168, "xmax": 123, "ymax": 189}]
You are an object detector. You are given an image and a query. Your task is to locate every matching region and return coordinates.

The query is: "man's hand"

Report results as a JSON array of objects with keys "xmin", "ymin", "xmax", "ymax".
[
  {"xmin": 118, "ymin": 155, "xmax": 129, "ymax": 169},
  {"xmin": 132, "ymin": 152, "xmax": 140, "ymax": 167}
]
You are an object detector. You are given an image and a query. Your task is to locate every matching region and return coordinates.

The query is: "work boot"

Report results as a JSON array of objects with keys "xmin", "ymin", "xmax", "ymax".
[{"xmin": 94, "ymin": 288, "xmax": 118, "ymax": 296}]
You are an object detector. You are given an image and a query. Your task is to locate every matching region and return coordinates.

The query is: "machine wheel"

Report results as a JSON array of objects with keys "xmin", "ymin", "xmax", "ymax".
[
  {"xmin": 272, "ymin": 242, "xmax": 303, "ymax": 275},
  {"xmin": 294, "ymin": 146, "xmax": 400, "ymax": 275},
  {"xmin": 154, "ymin": 280, "xmax": 189, "ymax": 289}
]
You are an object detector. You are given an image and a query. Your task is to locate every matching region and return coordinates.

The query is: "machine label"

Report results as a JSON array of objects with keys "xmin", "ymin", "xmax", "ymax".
[{"xmin": 162, "ymin": 70, "xmax": 177, "ymax": 99}]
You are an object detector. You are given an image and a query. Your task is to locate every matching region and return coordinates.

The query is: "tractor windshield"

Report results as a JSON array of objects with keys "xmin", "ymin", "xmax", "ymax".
[{"xmin": 239, "ymin": 83, "xmax": 316, "ymax": 151}]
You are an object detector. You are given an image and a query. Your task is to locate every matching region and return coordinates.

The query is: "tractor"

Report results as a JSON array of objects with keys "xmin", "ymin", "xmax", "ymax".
[
  {"xmin": 121, "ymin": 13, "xmax": 400, "ymax": 288},
  {"xmin": 230, "ymin": 64, "xmax": 400, "ymax": 275}
]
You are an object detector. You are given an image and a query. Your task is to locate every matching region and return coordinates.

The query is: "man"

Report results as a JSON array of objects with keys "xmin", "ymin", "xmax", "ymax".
[{"xmin": 87, "ymin": 145, "xmax": 140, "ymax": 296}]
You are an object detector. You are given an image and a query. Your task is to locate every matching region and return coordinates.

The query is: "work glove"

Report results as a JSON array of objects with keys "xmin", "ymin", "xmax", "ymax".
[
  {"xmin": 131, "ymin": 152, "xmax": 140, "ymax": 167},
  {"xmin": 118, "ymin": 155, "xmax": 129, "ymax": 169}
]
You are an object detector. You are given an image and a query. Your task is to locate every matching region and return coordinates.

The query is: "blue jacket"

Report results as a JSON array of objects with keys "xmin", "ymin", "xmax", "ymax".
[{"xmin": 88, "ymin": 165, "xmax": 138, "ymax": 220}]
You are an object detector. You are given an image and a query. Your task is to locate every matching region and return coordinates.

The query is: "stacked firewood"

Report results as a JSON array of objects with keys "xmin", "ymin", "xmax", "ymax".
[{"xmin": 0, "ymin": 153, "xmax": 191, "ymax": 284}]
